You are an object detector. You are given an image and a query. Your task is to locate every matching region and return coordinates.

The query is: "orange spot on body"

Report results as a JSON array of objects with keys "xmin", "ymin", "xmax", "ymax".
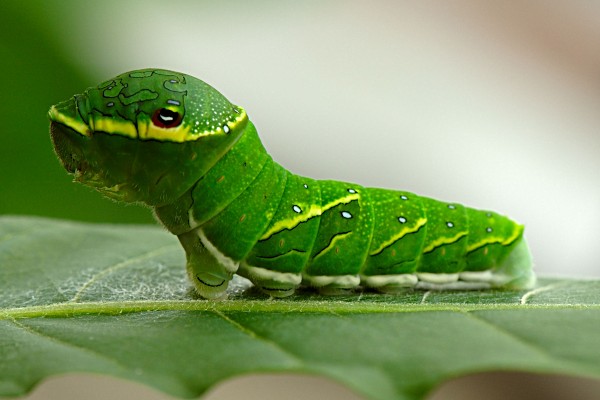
[
  {"xmin": 216, "ymin": 175, "xmax": 225, "ymax": 183},
  {"xmin": 335, "ymin": 247, "xmax": 340, "ymax": 254},
  {"xmin": 391, "ymin": 249, "xmax": 397, "ymax": 257},
  {"xmin": 239, "ymin": 214, "xmax": 246, "ymax": 222},
  {"xmin": 279, "ymin": 239, "xmax": 285, "ymax": 248},
  {"xmin": 483, "ymin": 247, "xmax": 489, "ymax": 256},
  {"xmin": 441, "ymin": 248, "xmax": 446, "ymax": 256}
]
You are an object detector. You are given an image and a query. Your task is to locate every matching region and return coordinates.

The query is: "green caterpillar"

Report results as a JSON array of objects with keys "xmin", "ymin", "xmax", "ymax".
[{"xmin": 48, "ymin": 68, "xmax": 535, "ymax": 299}]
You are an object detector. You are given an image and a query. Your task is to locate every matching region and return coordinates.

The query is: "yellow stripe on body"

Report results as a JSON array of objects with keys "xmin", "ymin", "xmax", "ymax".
[
  {"xmin": 466, "ymin": 224, "xmax": 524, "ymax": 253},
  {"xmin": 312, "ymin": 231, "xmax": 353, "ymax": 262},
  {"xmin": 259, "ymin": 192, "xmax": 360, "ymax": 240},
  {"xmin": 369, "ymin": 217, "xmax": 428, "ymax": 256},
  {"xmin": 422, "ymin": 232, "xmax": 468, "ymax": 254}
]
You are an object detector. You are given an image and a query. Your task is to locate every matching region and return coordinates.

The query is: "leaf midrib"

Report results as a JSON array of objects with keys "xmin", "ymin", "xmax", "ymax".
[{"xmin": 2, "ymin": 300, "xmax": 597, "ymax": 320}]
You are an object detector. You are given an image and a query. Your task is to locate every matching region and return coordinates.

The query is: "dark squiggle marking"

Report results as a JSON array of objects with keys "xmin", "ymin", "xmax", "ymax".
[
  {"xmin": 196, "ymin": 276, "xmax": 225, "ymax": 287},
  {"xmin": 311, "ymin": 230, "xmax": 352, "ymax": 260},
  {"xmin": 367, "ymin": 258, "xmax": 418, "ymax": 275},
  {"xmin": 118, "ymin": 89, "xmax": 159, "ymax": 105},
  {"xmin": 254, "ymin": 249, "xmax": 307, "ymax": 260},
  {"xmin": 261, "ymin": 287, "xmax": 293, "ymax": 292}
]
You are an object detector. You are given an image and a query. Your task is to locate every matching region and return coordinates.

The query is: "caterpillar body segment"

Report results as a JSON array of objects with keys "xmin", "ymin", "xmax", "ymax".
[{"xmin": 48, "ymin": 68, "xmax": 535, "ymax": 299}]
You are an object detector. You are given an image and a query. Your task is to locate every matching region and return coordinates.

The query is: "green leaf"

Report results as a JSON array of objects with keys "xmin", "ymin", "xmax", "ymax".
[{"xmin": 1, "ymin": 216, "xmax": 600, "ymax": 400}]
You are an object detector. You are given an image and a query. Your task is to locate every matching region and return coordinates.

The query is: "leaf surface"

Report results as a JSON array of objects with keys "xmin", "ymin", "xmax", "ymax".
[{"xmin": 1, "ymin": 216, "xmax": 599, "ymax": 400}]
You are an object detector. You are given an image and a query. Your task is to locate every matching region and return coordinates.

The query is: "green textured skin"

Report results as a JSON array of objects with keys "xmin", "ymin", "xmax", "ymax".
[{"xmin": 49, "ymin": 69, "xmax": 535, "ymax": 299}]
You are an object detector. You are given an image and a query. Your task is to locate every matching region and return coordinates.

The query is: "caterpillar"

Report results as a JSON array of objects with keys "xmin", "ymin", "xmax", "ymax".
[{"xmin": 49, "ymin": 68, "xmax": 535, "ymax": 299}]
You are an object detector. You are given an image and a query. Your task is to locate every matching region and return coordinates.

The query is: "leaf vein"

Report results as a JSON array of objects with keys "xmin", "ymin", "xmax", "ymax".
[{"xmin": 211, "ymin": 310, "xmax": 304, "ymax": 365}]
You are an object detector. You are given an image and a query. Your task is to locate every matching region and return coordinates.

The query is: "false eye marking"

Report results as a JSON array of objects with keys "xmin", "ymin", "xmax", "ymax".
[{"xmin": 151, "ymin": 108, "xmax": 183, "ymax": 128}]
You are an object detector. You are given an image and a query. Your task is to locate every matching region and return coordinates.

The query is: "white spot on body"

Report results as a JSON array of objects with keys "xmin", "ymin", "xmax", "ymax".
[
  {"xmin": 446, "ymin": 222, "xmax": 454, "ymax": 228},
  {"xmin": 400, "ymin": 195, "xmax": 408, "ymax": 200},
  {"xmin": 448, "ymin": 204, "xmax": 456, "ymax": 209},
  {"xmin": 347, "ymin": 188, "xmax": 356, "ymax": 194},
  {"xmin": 341, "ymin": 211, "xmax": 352, "ymax": 219},
  {"xmin": 398, "ymin": 216, "xmax": 407, "ymax": 224},
  {"xmin": 292, "ymin": 205, "xmax": 302, "ymax": 213},
  {"xmin": 223, "ymin": 125, "xmax": 230, "ymax": 134},
  {"xmin": 303, "ymin": 184, "xmax": 308, "ymax": 189},
  {"xmin": 486, "ymin": 227, "xmax": 493, "ymax": 233}
]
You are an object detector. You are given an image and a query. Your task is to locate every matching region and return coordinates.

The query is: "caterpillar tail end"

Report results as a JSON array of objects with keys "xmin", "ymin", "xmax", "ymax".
[{"xmin": 492, "ymin": 237, "xmax": 536, "ymax": 290}]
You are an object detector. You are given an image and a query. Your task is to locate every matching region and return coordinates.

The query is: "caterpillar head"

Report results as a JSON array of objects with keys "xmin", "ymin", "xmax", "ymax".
[{"xmin": 49, "ymin": 68, "xmax": 247, "ymax": 206}]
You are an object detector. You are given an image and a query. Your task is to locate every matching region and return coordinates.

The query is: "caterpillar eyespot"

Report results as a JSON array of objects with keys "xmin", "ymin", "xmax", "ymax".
[
  {"xmin": 48, "ymin": 68, "xmax": 535, "ymax": 299},
  {"xmin": 152, "ymin": 108, "xmax": 182, "ymax": 128}
]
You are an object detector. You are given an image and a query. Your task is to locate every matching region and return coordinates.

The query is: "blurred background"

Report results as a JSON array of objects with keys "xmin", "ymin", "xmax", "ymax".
[{"xmin": 1, "ymin": 0, "xmax": 599, "ymax": 399}]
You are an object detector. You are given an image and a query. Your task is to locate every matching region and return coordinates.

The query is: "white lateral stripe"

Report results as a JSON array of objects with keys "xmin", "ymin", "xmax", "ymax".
[
  {"xmin": 242, "ymin": 263, "xmax": 302, "ymax": 285},
  {"xmin": 197, "ymin": 229, "xmax": 239, "ymax": 273},
  {"xmin": 416, "ymin": 273, "xmax": 459, "ymax": 284},
  {"xmin": 459, "ymin": 270, "xmax": 494, "ymax": 282},
  {"xmin": 416, "ymin": 281, "xmax": 492, "ymax": 290},
  {"xmin": 303, "ymin": 274, "xmax": 360, "ymax": 288},
  {"xmin": 360, "ymin": 274, "xmax": 418, "ymax": 288},
  {"xmin": 188, "ymin": 209, "xmax": 200, "ymax": 229}
]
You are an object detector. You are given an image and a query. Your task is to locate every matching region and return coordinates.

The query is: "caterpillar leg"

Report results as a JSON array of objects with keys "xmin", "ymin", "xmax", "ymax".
[
  {"xmin": 178, "ymin": 230, "xmax": 237, "ymax": 300},
  {"xmin": 238, "ymin": 263, "xmax": 301, "ymax": 297}
]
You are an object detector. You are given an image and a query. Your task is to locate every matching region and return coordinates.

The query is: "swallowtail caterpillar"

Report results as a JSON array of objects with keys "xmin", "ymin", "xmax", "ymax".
[{"xmin": 49, "ymin": 69, "xmax": 535, "ymax": 299}]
